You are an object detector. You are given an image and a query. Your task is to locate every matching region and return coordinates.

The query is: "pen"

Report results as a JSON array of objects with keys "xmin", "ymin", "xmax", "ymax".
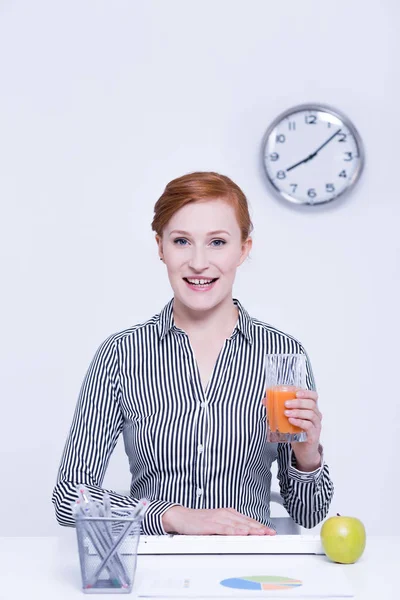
[
  {"xmin": 74, "ymin": 501, "xmax": 123, "ymax": 588},
  {"xmin": 93, "ymin": 500, "xmax": 130, "ymax": 586},
  {"xmin": 76, "ymin": 484, "xmax": 95, "ymax": 510},
  {"xmin": 83, "ymin": 500, "xmax": 129, "ymax": 589},
  {"xmin": 103, "ymin": 492, "xmax": 111, "ymax": 518},
  {"xmin": 132, "ymin": 498, "xmax": 149, "ymax": 521},
  {"xmin": 87, "ymin": 512, "xmax": 134, "ymax": 589},
  {"xmin": 74, "ymin": 486, "xmax": 147, "ymax": 589},
  {"xmin": 89, "ymin": 496, "xmax": 149, "ymax": 587}
]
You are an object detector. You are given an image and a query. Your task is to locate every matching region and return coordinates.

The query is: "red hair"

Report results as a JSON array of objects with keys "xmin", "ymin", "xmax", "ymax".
[{"xmin": 151, "ymin": 172, "xmax": 253, "ymax": 242}]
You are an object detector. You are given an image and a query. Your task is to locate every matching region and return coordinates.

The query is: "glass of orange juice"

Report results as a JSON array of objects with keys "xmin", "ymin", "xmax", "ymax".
[{"xmin": 265, "ymin": 354, "xmax": 307, "ymax": 443}]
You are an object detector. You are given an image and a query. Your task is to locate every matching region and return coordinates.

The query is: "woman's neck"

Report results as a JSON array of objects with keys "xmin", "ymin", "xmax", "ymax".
[{"xmin": 173, "ymin": 296, "xmax": 239, "ymax": 341}]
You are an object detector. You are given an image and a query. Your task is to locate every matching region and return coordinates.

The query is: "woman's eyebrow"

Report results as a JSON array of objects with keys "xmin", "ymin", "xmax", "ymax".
[{"xmin": 169, "ymin": 229, "xmax": 231, "ymax": 236}]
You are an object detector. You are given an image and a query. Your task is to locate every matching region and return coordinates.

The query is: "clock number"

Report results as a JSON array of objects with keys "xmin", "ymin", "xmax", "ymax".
[
  {"xmin": 276, "ymin": 170, "xmax": 286, "ymax": 179},
  {"xmin": 326, "ymin": 183, "xmax": 335, "ymax": 193},
  {"xmin": 305, "ymin": 115, "xmax": 317, "ymax": 124},
  {"xmin": 276, "ymin": 134, "xmax": 286, "ymax": 143},
  {"xmin": 290, "ymin": 184, "xmax": 298, "ymax": 193},
  {"xmin": 288, "ymin": 121, "xmax": 296, "ymax": 131},
  {"xmin": 337, "ymin": 132, "xmax": 347, "ymax": 142},
  {"xmin": 344, "ymin": 152, "xmax": 353, "ymax": 161},
  {"xmin": 339, "ymin": 170, "xmax": 347, "ymax": 178},
  {"xmin": 270, "ymin": 152, "xmax": 279, "ymax": 161},
  {"xmin": 307, "ymin": 188, "xmax": 317, "ymax": 198}
]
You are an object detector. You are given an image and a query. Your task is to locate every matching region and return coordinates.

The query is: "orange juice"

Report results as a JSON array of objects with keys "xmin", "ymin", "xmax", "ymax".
[{"xmin": 266, "ymin": 385, "xmax": 302, "ymax": 434}]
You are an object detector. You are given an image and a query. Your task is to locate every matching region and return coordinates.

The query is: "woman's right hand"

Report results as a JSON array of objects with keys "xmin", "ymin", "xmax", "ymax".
[{"xmin": 162, "ymin": 506, "xmax": 276, "ymax": 536}]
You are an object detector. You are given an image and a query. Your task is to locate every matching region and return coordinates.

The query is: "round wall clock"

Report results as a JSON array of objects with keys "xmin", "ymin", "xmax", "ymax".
[{"xmin": 262, "ymin": 104, "xmax": 365, "ymax": 206}]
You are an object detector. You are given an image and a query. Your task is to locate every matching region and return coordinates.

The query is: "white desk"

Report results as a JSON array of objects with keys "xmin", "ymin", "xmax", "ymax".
[{"xmin": 0, "ymin": 534, "xmax": 398, "ymax": 599}]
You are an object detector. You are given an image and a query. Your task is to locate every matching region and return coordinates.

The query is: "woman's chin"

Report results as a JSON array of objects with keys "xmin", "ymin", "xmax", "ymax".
[
  {"xmin": 174, "ymin": 287, "xmax": 234, "ymax": 315},
  {"xmin": 174, "ymin": 289, "xmax": 220, "ymax": 310}
]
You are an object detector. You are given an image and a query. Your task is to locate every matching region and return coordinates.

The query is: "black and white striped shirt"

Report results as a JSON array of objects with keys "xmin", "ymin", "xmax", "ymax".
[{"xmin": 52, "ymin": 298, "xmax": 334, "ymax": 535}]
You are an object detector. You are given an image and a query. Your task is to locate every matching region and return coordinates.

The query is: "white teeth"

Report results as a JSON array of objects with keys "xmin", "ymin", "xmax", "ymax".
[{"xmin": 187, "ymin": 278, "xmax": 214, "ymax": 285}]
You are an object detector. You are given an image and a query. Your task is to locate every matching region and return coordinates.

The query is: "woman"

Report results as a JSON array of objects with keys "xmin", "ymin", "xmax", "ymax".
[{"xmin": 52, "ymin": 171, "xmax": 334, "ymax": 536}]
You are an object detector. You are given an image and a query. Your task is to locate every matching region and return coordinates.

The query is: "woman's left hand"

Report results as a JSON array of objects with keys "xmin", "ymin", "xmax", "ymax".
[{"xmin": 285, "ymin": 389, "xmax": 323, "ymax": 471}]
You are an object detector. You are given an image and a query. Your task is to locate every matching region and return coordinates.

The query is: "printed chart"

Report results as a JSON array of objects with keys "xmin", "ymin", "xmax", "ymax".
[
  {"xmin": 136, "ymin": 557, "xmax": 354, "ymax": 598},
  {"xmin": 221, "ymin": 576, "xmax": 302, "ymax": 591}
]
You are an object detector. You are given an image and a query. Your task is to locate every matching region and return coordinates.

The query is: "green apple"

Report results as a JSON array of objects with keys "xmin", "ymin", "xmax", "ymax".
[{"xmin": 320, "ymin": 514, "xmax": 366, "ymax": 564}]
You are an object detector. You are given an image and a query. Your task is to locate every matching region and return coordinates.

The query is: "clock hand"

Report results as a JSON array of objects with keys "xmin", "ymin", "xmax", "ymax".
[
  {"xmin": 312, "ymin": 127, "xmax": 342, "ymax": 156},
  {"xmin": 286, "ymin": 128, "xmax": 342, "ymax": 172},
  {"xmin": 286, "ymin": 154, "xmax": 314, "ymax": 172}
]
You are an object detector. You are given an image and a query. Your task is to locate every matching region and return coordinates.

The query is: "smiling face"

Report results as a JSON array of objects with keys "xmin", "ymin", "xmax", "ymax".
[{"xmin": 156, "ymin": 198, "xmax": 252, "ymax": 314}]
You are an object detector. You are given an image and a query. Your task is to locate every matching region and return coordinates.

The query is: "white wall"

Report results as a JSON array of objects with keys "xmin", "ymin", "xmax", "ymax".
[{"xmin": 1, "ymin": 0, "xmax": 399, "ymax": 537}]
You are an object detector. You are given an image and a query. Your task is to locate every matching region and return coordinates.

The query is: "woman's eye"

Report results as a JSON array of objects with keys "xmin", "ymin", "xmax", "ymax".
[{"xmin": 173, "ymin": 238, "xmax": 226, "ymax": 247}]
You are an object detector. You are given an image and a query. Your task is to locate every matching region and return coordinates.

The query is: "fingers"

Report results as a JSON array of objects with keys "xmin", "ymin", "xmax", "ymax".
[
  {"xmin": 213, "ymin": 522, "xmax": 276, "ymax": 536},
  {"xmin": 168, "ymin": 507, "xmax": 276, "ymax": 536},
  {"xmin": 263, "ymin": 392, "xmax": 319, "ymax": 413},
  {"xmin": 288, "ymin": 416, "xmax": 323, "ymax": 434},
  {"xmin": 284, "ymin": 398, "xmax": 322, "ymax": 425},
  {"xmin": 223, "ymin": 508, "xmax": 276, "ymax": 535},
  {"xmin": 224, "ymin": 509, "xmax": 266, "ymax": 530},
  {"xmin": 285, "ymin": 408, "xmax": 321, "ymax": 423},
  {"xmin": 214, "ymin": 524, "xmax": 249, "ymax": 536},
  {"xmin": 296, "ymin": 390, "xmax": 318, "ymax": 401},
  {"xmin": 285, "ymin": 399, "xmax": 317, "ymax": 410}
]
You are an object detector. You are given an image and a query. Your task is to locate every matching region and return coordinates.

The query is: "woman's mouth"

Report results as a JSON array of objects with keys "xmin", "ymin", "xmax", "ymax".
[{"xmin": 183, "ymin": 277, "xmax": 218, "ymax": 292}]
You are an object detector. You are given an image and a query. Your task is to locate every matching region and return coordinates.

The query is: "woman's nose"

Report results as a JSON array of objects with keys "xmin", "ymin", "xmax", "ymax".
[{"xmin": 188, "ymin": 248, "xmax": 209, "ymax": 271}]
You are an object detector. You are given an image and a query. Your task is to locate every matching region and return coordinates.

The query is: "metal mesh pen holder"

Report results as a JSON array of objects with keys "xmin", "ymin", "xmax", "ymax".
[{"xmin": 75, "ymin": 510, "xmax": 141, "ymax": 594}]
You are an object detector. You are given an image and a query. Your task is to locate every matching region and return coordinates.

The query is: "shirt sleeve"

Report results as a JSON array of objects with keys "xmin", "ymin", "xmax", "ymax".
[
  {"xmin": 276, "ymin": 443, "xmax": 334, "ymax": 528},
  {"xmin": 51, "ymin": 335, "xmax": 178, "ymax": 535},
  {"xmin": 275, "ymin": 345, "xmax": 334, "ymax": 528}
]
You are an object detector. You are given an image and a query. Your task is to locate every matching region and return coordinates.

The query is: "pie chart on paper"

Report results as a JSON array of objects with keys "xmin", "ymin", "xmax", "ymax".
[{"xmin": 220, "ymin": 575, "xmax": 303, "ymax": 591}]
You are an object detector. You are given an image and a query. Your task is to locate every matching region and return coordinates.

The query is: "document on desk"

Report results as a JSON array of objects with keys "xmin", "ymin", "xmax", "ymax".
[{"xmin": 136, "ymin": 555, "xmax": 353, "ymax": 598}]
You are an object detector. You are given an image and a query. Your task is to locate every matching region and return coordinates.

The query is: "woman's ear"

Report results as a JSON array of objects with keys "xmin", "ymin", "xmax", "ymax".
[
  {"xmin": 238, "ymin": 237, "xmax": 252, "ymax": 266},
  {"xmin": 155, "ymin": 234, "xmax": 164, "ymax": 261}
]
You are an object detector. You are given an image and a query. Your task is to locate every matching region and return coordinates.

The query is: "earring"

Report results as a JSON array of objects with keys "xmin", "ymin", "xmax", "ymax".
[{"xmin": 160, "ymin": 257, "xmax": 163, "ymax": 261}]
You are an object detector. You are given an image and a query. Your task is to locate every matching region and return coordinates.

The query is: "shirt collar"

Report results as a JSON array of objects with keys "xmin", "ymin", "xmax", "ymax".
[
  {"xmin": 157, "ymin": 298, "xmax": 254, "ymax": 344},
  {"xmin": 158, "ymin": 298, "xmax": 175, "ymax": 341},
  {"xmin": 233, "ymin": 298, "xmax": 254, "ymax": 344}
]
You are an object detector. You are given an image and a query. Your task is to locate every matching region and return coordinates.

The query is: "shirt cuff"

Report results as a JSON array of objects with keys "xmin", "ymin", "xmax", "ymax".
[
  {"xmin": 141, "ymin": 500, "xmax": 181, "ymax": 535},
  {"xmin": 288, "ymin": 445, "xmax": 325, "ymax": 485}
]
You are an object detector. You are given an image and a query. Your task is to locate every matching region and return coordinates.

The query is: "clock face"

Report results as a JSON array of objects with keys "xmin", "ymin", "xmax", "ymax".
[{"xmin": 262, "ymin": 104, "xmax": 364, "ymax": 206}]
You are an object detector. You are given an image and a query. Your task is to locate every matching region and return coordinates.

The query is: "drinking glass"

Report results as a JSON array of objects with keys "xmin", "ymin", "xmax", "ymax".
[{"xmin": 265, "ymin": 353, "xmax": 307, "ymax": 443}]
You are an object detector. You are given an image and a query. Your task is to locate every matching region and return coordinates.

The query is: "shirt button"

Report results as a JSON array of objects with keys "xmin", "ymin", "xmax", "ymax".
[
  {"xmin": 200, "ymin": 402, "xmax": 207, "ymax": 409},
  {"xmin": 197, "ymin": 444, "xmax": 204, "ymax": 453},
  {"xmin": 196, "ymin": 488, "xmax": 203, "ymax": 497}
]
